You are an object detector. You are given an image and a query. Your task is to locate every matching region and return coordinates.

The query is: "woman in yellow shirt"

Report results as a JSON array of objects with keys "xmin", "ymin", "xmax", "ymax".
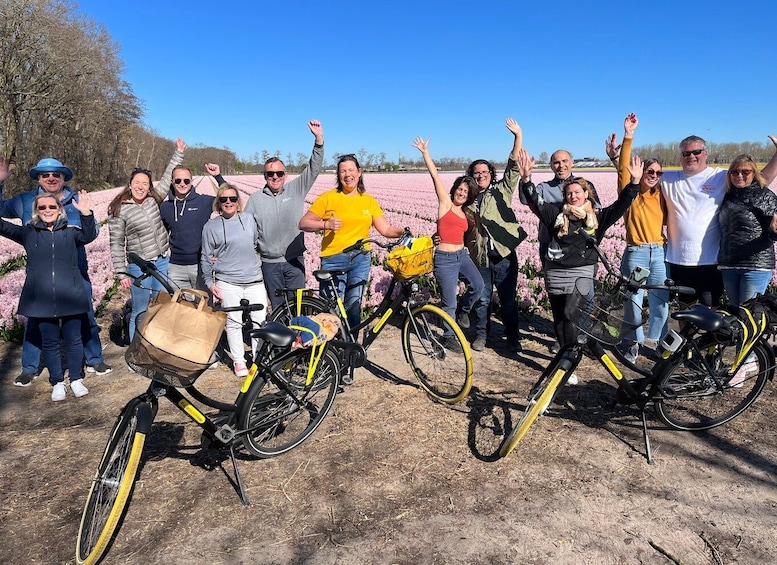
[{"xmin": 299, "ymin": 154, "xmax": 404, "ymax": 328}]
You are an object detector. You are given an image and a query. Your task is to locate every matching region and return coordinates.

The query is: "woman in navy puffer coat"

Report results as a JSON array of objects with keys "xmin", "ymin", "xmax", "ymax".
[{"xmin": 0, "ymin": 191, "xmax": 97, "ymax": 401}]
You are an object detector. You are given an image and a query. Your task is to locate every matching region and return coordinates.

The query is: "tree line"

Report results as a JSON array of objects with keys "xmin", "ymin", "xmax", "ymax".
[{"xmin": 1, "ymin": 1, "xmax": 774, "ymax": 196}]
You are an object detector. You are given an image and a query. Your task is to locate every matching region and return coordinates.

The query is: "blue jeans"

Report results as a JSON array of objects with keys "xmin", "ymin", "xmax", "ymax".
[
  {"xmin": 127, "ymin": 255, "xmax": 169, "ymax": 338},
  {"xmin": 721, "ymin": 269, "xmax": 772, "ymax": 307},
  {"xmin": 22, "ymin": 274, "xmax": 104, "ymax": 374},
  {"xmin": 320, "ymin": 251, "xmax": 370, "ymax": 329},
  {"xmin": 38, "ymin": 315, "xmax": 86, "ymax": 385},
  {"xmin": 472, "ymin": 251, "xmax": 520, "ymax": 341},
  {"xmin": 433, "ymin": 249, "xmax": 484, "ymax": 334},
  {"xmin": 620, "ymin": 244, "xmax": 669, "ymax": 342},
  {"xmin": 262, "ymin": 257, "xmax": 306, "ymax": 311}
]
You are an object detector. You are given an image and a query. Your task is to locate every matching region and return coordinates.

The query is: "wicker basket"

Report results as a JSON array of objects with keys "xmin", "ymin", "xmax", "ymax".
[
  {"xmin": 385, "ymin": 236, "xmax": 435, "ymax": 282},
  {"xmin": 572, "ymin": 276, "xmax": 648, "ymax": 345},
  {"xmin": 125, "ymin": 331, "xmax": 213, "ymax": 388}
]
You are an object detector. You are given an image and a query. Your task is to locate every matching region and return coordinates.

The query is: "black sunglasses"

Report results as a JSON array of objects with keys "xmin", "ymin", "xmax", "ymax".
[
  {"xmin": 681, "ymin": 149, "xmax": 704, "ymax": 157},
  {"xmin": 39, "ymin": 172, "xmax": 62, "ymax": 179},
  {"xmin": 264, "ymin": 171, "xmax": 285, "ymax": 178},
  {"xmin": 219, "ymin": 196, "xmax": 239, "ymax": 203},
  {"xmin": 37, "ymin": 204, "xmax": 59, "ymax": 210},
  {"xmin": 173, "ymin": 178, "xmax": 192, "ymax": 185},
  {"xmin": 132, "ymin": 167, "xmax": 152, "ymax": 175}
]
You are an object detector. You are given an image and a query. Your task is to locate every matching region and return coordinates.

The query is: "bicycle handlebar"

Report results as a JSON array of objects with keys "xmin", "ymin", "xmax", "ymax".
[
  {"xmin": 126, "ymin": 252, "xmax": 176, "ymax": 294},
  {"xmin": 579, "ymin": 231, "xmax": 695, "ymax": 297},
  {"xmin": 342, "ymin": 230, "xmax": 412, "ymax": 254}
]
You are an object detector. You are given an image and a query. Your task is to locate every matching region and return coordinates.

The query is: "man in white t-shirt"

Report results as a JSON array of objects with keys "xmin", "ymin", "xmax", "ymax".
[{"xmin": 662, "ymin": 135, "xmax": 777, "ymax": 306}]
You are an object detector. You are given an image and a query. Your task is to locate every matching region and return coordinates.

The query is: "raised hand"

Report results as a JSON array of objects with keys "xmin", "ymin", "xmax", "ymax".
[
  {"xmin": 74, "ymin": 190, "xmax": 92, "ymax": 215},
  {"xmin": 308, "ymin": 120, "xmax": 324, "ymax": 144},
  {"xmin": 505, "ymin": 117, "xmax": 522, "ymax": 136},
  {"xmin": 412, "ymin": 137, "xmax": 430, "ymax": 154},
  {"xmin": 769, "ymin": 135, "xmax": 777, "ymax": 150},
  {"xmin": 605, "ymin": 133, "xmax": 621, "ymax": 160},
  {"xmin": 624, "ymin": 112, "xmax": 638, "ymax": 136},
  {"xmin": 628, "ymin": 155, "xmax": 644, "ymax": 185},
  {"xmin": 176, "ymin": 138, "xmax": 187, "ymax": 153},
  {"xmin": 205, "ymin": 163, "xmax": 220, "ymax": 176},
  {"xmin": 517, "ymin": 148, "xmax": 535, "ymax": 180},
  {"xmin": 0, "ymin": 155, "xmax": 13, "ymax": 183}
]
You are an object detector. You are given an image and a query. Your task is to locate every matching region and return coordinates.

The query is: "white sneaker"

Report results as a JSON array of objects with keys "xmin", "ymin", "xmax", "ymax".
[
  {"xmin": 234, "ymin": 363, "xmax": 249, "ymax": 377},
  {"xmin": 730, "ymin": 354, "xmax": 756, "ymax": 388},
  {"xmin": 70, "ymin": 379, "xmax": 89, "ymax": 398},
  {"xmin": 51, "ymin": 383, "xmax": 66, "ymax": 402},
  {"xmin": 566, "ymin": 373, "xmax": 579, "ymax": 386}
]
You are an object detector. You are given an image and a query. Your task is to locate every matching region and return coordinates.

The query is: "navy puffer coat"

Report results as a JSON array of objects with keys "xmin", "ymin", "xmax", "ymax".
[{"xmin": 717, "ymin": 183, "xmax": 777, "ymax": 270}]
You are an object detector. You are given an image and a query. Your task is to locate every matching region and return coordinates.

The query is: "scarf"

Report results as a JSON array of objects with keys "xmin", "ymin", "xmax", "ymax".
[{"xmin": 554, "ymin": 201, "xmax": 597, "ymax": 237}]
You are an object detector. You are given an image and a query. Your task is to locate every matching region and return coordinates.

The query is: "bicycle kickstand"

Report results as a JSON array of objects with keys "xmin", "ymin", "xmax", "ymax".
[
  {"xmin": 228, "ymin": 444, "xmax": 250, "ymax": 506},
  {"xmin": 640, "ymin": 409, "xmax": 655, "ymax": 465}
]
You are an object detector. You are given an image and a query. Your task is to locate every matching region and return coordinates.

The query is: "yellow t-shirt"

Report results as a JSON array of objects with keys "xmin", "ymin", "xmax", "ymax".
[{"xmin": 308, "ymin": 189, "xmax": 384, "ymax": 256}]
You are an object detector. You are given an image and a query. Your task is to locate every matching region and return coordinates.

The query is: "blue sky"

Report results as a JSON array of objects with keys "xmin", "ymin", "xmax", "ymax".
[{"xmin": 75, "ymin": 0, "xmax": 777, "ymax": 164}]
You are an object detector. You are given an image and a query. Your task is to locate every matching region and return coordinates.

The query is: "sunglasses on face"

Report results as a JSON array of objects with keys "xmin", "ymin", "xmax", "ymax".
[
  {"xmin": 39, "ymin": 172, "xmax": 62, "ymax": 179},
  {"xmin": 681, "ymin": 149, "xmax": 705, "ymax": 157},
  {"xmin": 173, "ymin": 178, "xmax": 192, "ymax": 185},
  {"xmin": 37, "ymin": 204, "xmax": 59, "ymax": 211},
  {"xmin": 730, "ymin": 169, "xmax": 754, "ymax": 177},
  {"xmin": 264, "ymin": 171, "xmax": 285, "ymax": 178},
  {"xmin": 645, "ymin": 169, "xmax": 663, "ymax": 177},
  {"xmin": 219, "ymin": 196, "xmax": 239, "ymax": 203}
]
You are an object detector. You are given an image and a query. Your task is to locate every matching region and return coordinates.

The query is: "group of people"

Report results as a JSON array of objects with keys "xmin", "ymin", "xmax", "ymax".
[{"xmin": 2, "ymin": 113, "xmax": 777, "ymax": 399}]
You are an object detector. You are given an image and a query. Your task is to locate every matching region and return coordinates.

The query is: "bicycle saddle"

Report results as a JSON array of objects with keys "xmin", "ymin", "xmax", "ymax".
[
  {"xmin": 249, "ymin": 322, "xmax": 296, "ymax": 347},
  {"xmin": 313, "ymin": 269, "xmax": 347, "ymax": 281},
  {"xmin": 671, "ymin": 304, "xmax": 727, "ymax": 332}
]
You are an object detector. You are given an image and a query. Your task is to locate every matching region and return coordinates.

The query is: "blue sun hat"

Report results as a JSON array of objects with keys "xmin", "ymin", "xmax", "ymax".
[{"xmin": 29, "ymin": 158, "xmax": 73, "ymax": 182}]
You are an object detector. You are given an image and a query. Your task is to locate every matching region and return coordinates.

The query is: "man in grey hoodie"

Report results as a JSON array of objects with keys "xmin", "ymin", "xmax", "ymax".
[{"xmin": 244, "ymin": 120, "xmax": 324, "ymax": 309}]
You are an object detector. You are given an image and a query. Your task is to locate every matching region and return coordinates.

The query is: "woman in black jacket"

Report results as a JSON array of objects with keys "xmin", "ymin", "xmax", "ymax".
[
  {"xmin": 0, "ymin": 191, "xmax": 97, "ymax": 401},
  {"xmin": 519, "ymin": 149, "xmax": 642, "ymax": 356},
  {"xmin": 718, "ymin": 154, "xmax": 777, "ymax": 306}
]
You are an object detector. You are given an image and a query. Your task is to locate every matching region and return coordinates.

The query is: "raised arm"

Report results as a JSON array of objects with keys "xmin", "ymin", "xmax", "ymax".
[
  {"xmin": 617, "ymin": 113, "xmax": 638, "ymax": 191},
  {"xmin": 505, "ymin": 117, "xmax": 523, "ymax": 161},
  {"xmin": 760, "ymin": 135, "xmax": 777, "ymax": 184},
  {"xmin": 154, "ymin": 138, "xmax": 186, "ymax": 199},
  {"xmin": 412, "ymin": 137, "xmax": 450, "ymax": 217}
]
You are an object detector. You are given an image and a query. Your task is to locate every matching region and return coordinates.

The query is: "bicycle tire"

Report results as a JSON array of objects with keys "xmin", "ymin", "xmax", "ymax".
[
  {"xmin": 401, "ymin": 304, "xmax": 473, "ymax": 404},
  {"xmin": 76, "ymin": 398, "xmax": 153, "ymax": 565},
  {"xmin": 240, "ymin": 346, "xmax": 341, "ymax": 458},
  {"xmin": 499, "ymin": 366, "xmax": 568, "ymax": 458},
  {"xmin": 654, "ymin": 338, "xmax": 772, "ymax": 431},
  {"xmin": 268, "ymin": 294, "xmax": 331, "ymax": 326}
]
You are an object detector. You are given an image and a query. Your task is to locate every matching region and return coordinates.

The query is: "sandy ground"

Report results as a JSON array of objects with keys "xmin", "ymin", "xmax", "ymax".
[{"xmin": 1, "ymin": 291, "xmax": 776, "ymax": 565}]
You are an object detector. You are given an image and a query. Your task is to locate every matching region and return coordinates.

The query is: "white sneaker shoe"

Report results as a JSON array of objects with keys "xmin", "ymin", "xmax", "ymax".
[
  {"xmin": 51, "ymin": 383, "xmax": 66, "ymax": 401},
  {"xmin": 566, "ymin": 373, "xmax": 579, "ymax": 386},
  {"xmin": 234, "ymin": 363, "xmax": 249, "ymax": 378},
  {"xmin": 730, "ymin": 354, "xmax": 756, "ymax": 388},
  {"xmin": 70, "ymin": 379, "xmax": 89, "ymax": 398}
]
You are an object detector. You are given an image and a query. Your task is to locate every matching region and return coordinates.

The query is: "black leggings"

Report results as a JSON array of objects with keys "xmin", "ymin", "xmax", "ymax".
[{"xmin": 549, "ymin": 292, "xmax": 586, "ymax": 347}]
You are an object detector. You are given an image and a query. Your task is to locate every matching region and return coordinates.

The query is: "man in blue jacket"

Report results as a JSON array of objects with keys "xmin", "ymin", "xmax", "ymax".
[{"xmin": 0, "ymin": 156, "xmax": 111, "ymax": 385}]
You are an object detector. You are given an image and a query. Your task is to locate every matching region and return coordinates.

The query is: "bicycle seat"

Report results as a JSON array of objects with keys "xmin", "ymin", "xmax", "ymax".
[
  {"xmin": 249, "ymin": 322, "xmax": 296, "ymax": 347},
  {"xmin": 671, "ymin": 304, "xmax": 727, "ymax": 332},
  {"xmin": 313, "ymin": 269, "xmax": 347, "ymax": 282}
]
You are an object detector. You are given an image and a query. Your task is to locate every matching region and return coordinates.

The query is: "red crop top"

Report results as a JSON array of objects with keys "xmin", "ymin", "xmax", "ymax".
[{"xmin": 437, "ymin": 209, "xmax": 468, "ymax": 245}]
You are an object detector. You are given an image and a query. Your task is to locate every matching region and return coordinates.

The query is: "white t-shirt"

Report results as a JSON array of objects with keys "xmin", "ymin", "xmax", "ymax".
[{"xmin": 661, "ymin": 166, "xmax": 726, "ymax": 266}]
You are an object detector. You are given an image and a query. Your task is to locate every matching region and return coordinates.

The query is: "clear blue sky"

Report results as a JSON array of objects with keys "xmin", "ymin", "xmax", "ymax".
[{"xmin": 75, "ymin": 0, "xmax": 777, "ymax": 164}]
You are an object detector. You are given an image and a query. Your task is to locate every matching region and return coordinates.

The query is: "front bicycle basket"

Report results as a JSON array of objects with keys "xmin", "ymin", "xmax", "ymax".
[
  {"xmin": 126, "ymin": 331, "xmax": 213, "ymax": 387},
  {"xmin": 572, "ymin": 276, "xmax": 648, "ymax": 345},
  {"xmin": 385, "ymin": 235, "xmax": 435, "ymax": 282}
]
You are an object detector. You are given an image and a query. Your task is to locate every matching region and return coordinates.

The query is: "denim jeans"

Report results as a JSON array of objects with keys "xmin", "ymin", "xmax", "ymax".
[
  {"xmin": 471, "ymin": 251, "xmax": 519, "ymax": 341},
  {"xmin": 721, "ymin": 268, "xmax": 773, "ymax": 307},
  {"xmin": 620, "ymin": 243, "xmax": 669, "ymax": 342},
  {"xmin": 320, "ymin": 250, "xmax": 370, "ymax": 329},
  {"xmin": 127, "ymin": 255, "xmax": 169, "ymax": 338},
  {"xmin": 21, "ymin": 274, "xmax": 104, "ymax": 374},
  {"xmin": 38, "ymin": 315, "xmax": 86, "ymax": 385},
  {"xmin": 262, "ymin": 257, "xmax": 306, "ymax": 311},
  {"xmin": 434, "ymin": 249, "xmax": 484, "ymax": 333},
  {"xmin": 217, "ymin": 280, "xmax": 268, "ymax": 364}
]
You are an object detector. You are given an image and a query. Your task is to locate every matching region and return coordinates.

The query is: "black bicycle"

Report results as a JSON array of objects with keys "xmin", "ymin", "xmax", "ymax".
[
  {"xmin": 499, "ymin": 235, "xmax": 776, "ymax": 462},
  {"xmin": 76, "ymin": 253, "xmax": 341, "ymax": 565}
]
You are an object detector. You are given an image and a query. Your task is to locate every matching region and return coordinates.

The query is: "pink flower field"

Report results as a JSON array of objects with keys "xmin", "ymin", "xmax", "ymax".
[{"xmin": 0, "ymin": 171, "xmax": 774, "ymax": 334}]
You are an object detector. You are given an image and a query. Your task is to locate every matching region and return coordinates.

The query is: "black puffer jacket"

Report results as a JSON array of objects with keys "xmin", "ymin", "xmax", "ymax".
[{"xmin": 717, "ymin": 183, "xmax": 777, "ymax": 269}]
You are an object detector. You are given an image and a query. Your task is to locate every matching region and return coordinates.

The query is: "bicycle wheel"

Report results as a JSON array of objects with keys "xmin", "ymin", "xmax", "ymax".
[
  {"xmin": 76, "ymin": 398, "xmax": 154, "ymax": 565},
  {"xmin": 268, "ymin": 294, "xmax": 330, "ymax": 326},
  {"xmin": 499, "ymin": 365, "xmax": 568, "ymax": 458},
  {"xmin": 654, "ymin": 339, "xmax": 772, "ymax": 431},
  {"xmin": 401, "ymin": 304, "xmax": 473, "ymax": 404},
  {"xmin": 240, "ymin": 347, "xmax": 340, "ymax": 457}
]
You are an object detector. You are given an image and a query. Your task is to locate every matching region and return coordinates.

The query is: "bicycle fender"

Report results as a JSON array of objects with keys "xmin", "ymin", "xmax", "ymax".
[{"xmin": 135, "ymin": 401, "xmax": 157, "ymax": 435}]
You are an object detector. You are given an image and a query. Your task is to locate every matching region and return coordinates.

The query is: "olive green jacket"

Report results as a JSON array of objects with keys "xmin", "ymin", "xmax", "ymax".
[{"xmin": 466, "ymin": 157, "xmax": 527, "ymax": 267}]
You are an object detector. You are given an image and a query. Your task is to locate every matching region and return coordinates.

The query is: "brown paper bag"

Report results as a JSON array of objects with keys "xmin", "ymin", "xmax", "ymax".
[{"xmin": 137, "ymin": 290, "xmax": 227, "ymax": 366}]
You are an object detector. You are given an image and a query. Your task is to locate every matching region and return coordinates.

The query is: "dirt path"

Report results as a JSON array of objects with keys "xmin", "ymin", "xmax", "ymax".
[{"xmin": 1, "ymin": 292, "xmax": 776, "ymax": 564}]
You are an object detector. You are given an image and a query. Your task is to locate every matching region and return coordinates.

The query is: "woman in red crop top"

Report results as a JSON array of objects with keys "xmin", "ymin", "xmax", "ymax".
[{"xmin": 413, "ymin": 137, "xmax": 484, "ymax": 347}]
